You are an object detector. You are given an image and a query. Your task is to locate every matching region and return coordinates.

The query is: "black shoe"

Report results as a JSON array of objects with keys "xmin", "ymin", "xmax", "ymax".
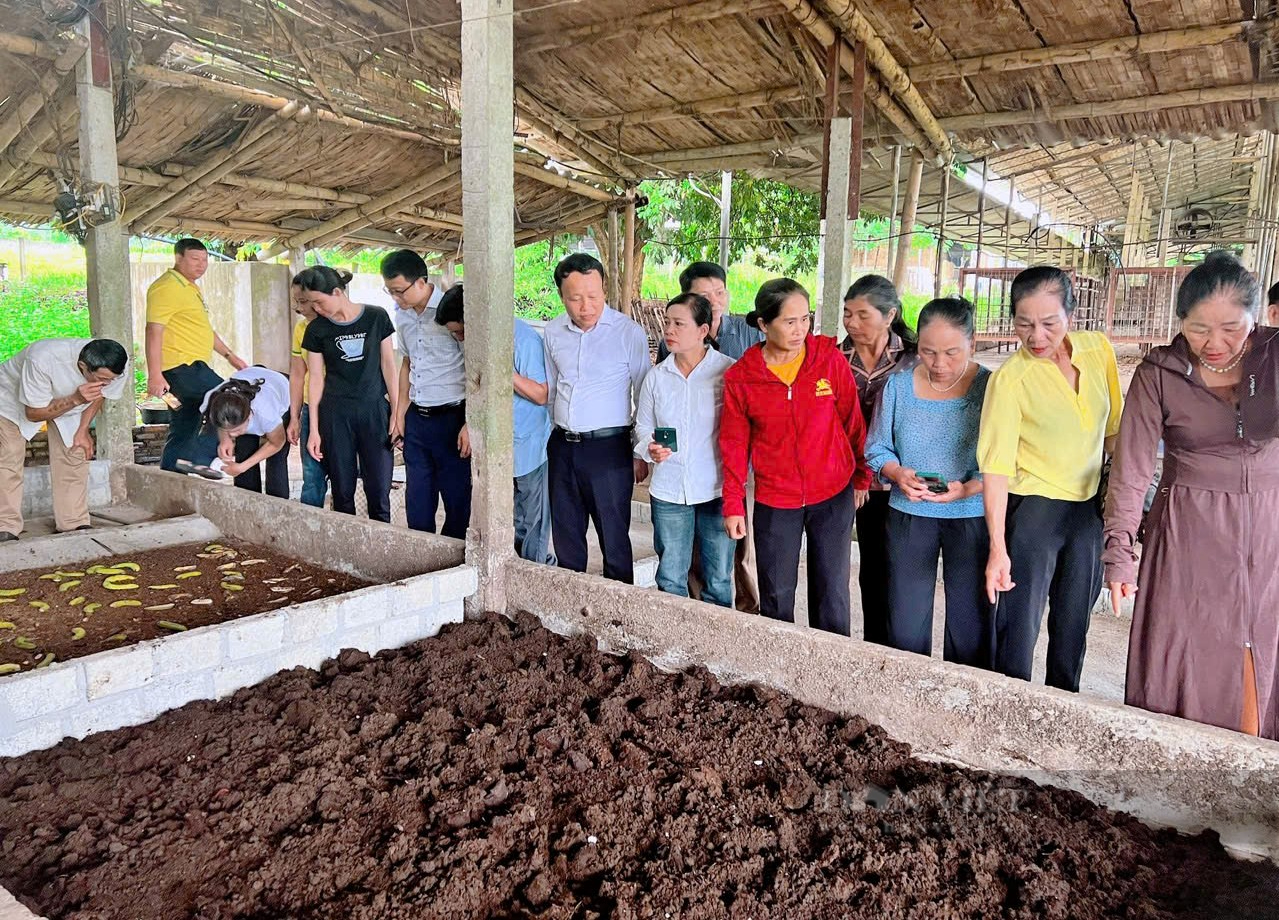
[
  {"xmin": 74, "ymin": 525, "xmax": 92, "ymax": 531},
  {"xmin": 175, "ymin": 460, "xmax": 224, "ymax": 480},
  {"xmin": 0, "ymin": 532, "xmax": 17, "ymax": 542}
]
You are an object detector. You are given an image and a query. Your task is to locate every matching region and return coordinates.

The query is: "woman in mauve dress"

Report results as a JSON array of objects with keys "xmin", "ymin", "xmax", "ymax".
[{"xmin": 1103, "ymin": 251, "xmax": 1279, "ymax": 740}]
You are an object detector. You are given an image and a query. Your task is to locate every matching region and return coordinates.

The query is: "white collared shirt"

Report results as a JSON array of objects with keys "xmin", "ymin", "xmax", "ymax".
[
  {"xmin": 543, "ymin": 307, "xmax": 649, "ymax": 433},
  {"xmin": 634, "ymin": 347, "xmax": 734, "ymax": 505},
  {"xmin": 0, "ymin": 338, "xmax": 128, "ymax": 443},
  {"xmin": 395, "ymin": 284, "xmax": 465, "ymax": 407}
]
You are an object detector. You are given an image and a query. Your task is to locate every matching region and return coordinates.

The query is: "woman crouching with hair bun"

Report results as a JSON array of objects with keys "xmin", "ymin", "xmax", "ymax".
[{"xmin": 192, "ymin": 367, "xmax": 292, "ymax": 497}]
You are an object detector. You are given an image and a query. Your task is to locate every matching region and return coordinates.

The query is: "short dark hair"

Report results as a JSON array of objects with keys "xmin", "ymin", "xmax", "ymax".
[
  {"xmin": 380, "ymin": 249, "xmax": 429, "ymax": 284},
  {"xmin": 435, "ymin": 284, "xmax": 465, "ymax": 327},
  {"xmin": 1175, "ymin": 250, "xmax": 1260, "ymax": 320},
  {"xmin": 1267, "ymin": 280, "xmax": 1279, "ymax": 307},
  {"xmin": 174, "ymin": 238, "xmax": 206, "ymax": 257},
  {"xmin": 78, "ymin": 338, "xmax": 127, "ymax": 374},
  {"xmin": 746, "ymin": 278, "xmax": 808, "ymax": 329},
  {"xmin": 554, "ymin": 253, "xmax": 606, "ymax": 291},
  {"xmin": 293, "ymin": 265, "xmax": 352, "ymax": 294},
  {"xmin": 916, "ymin": 297, "xmax": 976, "ymax": 338},
  {"xmin": 678, "ymin": 261, "xmax": 727, "ymax": 293},
  {"xmin": 1010, "ymin": 265, "xmax": 1075, "ymax": 316}
]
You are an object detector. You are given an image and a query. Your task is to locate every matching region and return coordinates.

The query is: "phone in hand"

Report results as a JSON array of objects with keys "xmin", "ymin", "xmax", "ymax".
[
  {"xmin": 653, "ymin": 427, "xmax": 678, "ymax": 452},
  {"xmin": 917, "ymin": 471, "xmax": 949, "ymax": 494}
]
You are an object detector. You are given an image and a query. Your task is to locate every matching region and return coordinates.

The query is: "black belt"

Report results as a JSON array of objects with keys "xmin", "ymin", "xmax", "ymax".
[
  {"xmin": 412, "ymin": 400, "xmax": 465, "ymax": 417},
  {"xmin": 555, "ymin": 425, "xmax": 632, "ymax": 443}
]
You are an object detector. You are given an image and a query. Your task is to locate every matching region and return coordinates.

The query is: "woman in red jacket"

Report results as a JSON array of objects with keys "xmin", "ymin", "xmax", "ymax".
[{"xmin": 720, "ymin": 279, "xmax": 872, "ymax": 634}]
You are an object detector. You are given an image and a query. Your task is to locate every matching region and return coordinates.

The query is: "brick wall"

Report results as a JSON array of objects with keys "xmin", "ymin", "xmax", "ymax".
[{"xmin": 22, "ymin": 425, "xmax": 169, "ymax": 467}]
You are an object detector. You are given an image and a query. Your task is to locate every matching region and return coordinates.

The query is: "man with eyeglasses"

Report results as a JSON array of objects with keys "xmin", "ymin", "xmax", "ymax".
[
  {"xmin": 379, "ymin": 249, "xmax": 470, "ymax": 538},
  {"xmin": 656, "ymin": 261, "xmax": 763, "ymax": 613}
]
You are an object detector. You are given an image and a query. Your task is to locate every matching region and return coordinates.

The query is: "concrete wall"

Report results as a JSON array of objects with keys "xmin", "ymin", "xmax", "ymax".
[
  {"xmin": 124, "ymin": 465, "xmax": 464, "ymax": 581},
  {"xmin": 508, "ymin": 560, "xmax": 1279, "ymax": 863},
  {"xmin": 130, "ymin": 262, "xmax": 292, "ymax": 376},
  {"xmin": 19, "ymin": 462, "xmax": 111, "ymax": 519}
]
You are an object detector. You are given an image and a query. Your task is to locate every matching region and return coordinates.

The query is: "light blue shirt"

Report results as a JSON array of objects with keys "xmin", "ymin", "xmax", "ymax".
[
  {"xmin": 864, "ymin": 366, "xmax": 990, "ymax": 519},
  {"xmin": 395, "ymin": 285, "xmax": 465, "ymax": 407},
  {"xmin": 513, "ymin": 319, "xmax": 551, "ymax": 478}
]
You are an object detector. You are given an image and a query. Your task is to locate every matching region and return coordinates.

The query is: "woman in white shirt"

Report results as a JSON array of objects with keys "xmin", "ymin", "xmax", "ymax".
[
  {"xmin": 196, "ymin": 367, "xmax": 292, "ymax": 498},
  {"xmin": 635, "ymin": 294, "xmax": 736, "ymax": 606}
]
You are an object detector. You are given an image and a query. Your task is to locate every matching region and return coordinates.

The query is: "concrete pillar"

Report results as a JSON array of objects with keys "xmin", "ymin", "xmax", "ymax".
[
  {"xmin": 75, "ymin": 15, "xmax": 133, "ymax": 501},
  {"xmin": 287, "ymin": 246, "xmax": 306, "ymax": 280},
  {"xmin": 460, "ymin": 0, "xmax": 515, "ymax": 616},
  {"xmin": 249, "ymin": 263, "xmax": 291, "ymax": 373},
  {"xmin": 442, "ymin": 258, "xmax": 457, "ymax": 289},
  {"xmin": 718, "ymin": 171, "xmax": 732, "ymax": 268},
  {"xmin": 818, "ymin": 117, "xmax": 852, "ymax": 335},
  {"xmin": 891, "ymin": 152, "xmax": 924, "ymax": 293}
]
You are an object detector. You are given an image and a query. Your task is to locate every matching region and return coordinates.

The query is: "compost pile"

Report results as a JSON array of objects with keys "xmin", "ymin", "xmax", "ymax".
[
  {"xmin": 0, "ymin": 542, "xmax": 368, "ymax": 673},
  {"xmin": 1, "ymin": 613, "xmax": 1276, "ymax": 919}
]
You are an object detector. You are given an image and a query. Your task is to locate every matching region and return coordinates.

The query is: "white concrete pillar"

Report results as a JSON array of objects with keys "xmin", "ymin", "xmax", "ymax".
[
  {"xmin": 818, "ymin": 117, "xmax": 852, "ymax": 336},
  {"xmin": 250, "ymin": 263, "xmax": 292, "ymax": 373},
  {"xmin": 461, "ymin": 0, "xmax": 515, "ymax": 616},
  {"xmin": 76, "ymin": 15, "xmax": 133, "ymax": 501}
]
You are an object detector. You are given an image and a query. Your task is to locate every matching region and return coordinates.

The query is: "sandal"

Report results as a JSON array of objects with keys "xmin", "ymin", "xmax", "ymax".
[{"xmin": 174, "ymin": 460, "xmax": 224, "ymax": 480}]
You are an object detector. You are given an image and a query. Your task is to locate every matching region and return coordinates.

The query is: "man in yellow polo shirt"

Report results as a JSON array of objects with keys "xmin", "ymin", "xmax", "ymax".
[{"xmin": 145, "ymin": 238, "xmax": 246, "ymax": 471}]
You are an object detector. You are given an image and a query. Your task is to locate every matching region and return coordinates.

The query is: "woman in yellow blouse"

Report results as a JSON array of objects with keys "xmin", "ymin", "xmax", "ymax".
[{"xmin": 978, "ymin": 266, "xmax": 1123, "ymax": 692}]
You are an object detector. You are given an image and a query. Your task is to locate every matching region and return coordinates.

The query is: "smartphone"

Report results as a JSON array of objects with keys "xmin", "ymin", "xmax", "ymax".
[
  {"xmin": 160, "ymin": 392, "xmax": 183, "ymax": 410},
  {"xmin": 653, "ymin": 427, "xmax": 678, "ymax": 451},
  {"xmin": 917, "ymin": 471, "xmax": 949, "ymax": 494}
]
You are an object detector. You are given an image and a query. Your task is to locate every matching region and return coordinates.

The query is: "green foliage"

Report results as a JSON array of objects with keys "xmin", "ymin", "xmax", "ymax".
[
  {"xmin": 514, "ymin": 239, "xmax": 578, "ymax": 319},
  {"xmin": 0, "ymin": 273, "xmax": 91, "ymax": 361}
]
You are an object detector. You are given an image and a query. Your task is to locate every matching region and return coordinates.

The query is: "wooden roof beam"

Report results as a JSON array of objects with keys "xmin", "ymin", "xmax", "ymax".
[
  {"xmin": 638, "ymin": 133, "xmax": 824, "ymax": 163},
  {"xmin": 576, "ymin": 84, "xmax": 806, "ymax": 132},
  {"xmin": 520, "ymin": 0, "xmax": 777, "ymax": 53},
  {"xmin": 513, "ymin": 154, "xmax": 621, "ymax": 202},
  {"xmin": 941, "ymin": 82, "xmax": 1279, "ymax": 131},
  {"xmin": 0, "ymin": 31, "xmax": 64, "ymax": 61},
  {"xmin": 911, "ymin": 21, "xmax": 1253, "ymax": 82},
  {"xmin": 813, "ymin": 1, "xmax": 952, "ymax": 161},
  {"xmin": 0, "ymin": 35, "xmax": 87, "ymax": 160}
]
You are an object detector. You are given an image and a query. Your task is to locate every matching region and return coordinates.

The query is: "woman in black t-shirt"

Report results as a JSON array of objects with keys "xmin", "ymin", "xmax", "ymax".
[{"xmin": 296, "ymin": 266, "xmax": 399, "ymax": 522}]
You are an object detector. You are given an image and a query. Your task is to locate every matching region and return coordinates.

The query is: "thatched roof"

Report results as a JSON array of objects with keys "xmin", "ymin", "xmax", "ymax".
[{"xmin": 0, "ymin": 0, "xmax": 1273, "ymax": 260}]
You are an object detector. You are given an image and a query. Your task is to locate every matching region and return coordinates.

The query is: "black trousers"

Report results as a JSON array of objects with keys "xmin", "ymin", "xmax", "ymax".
[
  {"xmin": 402, "ymin": 407, "xmax": 471, "ymax": 538},
  {"xmin": 753, "ymin": 479, "xmax": 855, "ymax": 636},
  {"xmin": 231, "ymin": 410, "xmax": 290, "ymax": 500},
  {"xmin": 160, "ymin": 361, "xmax": 223, "ymax": 472},
  {"xmin": 318, "ymin": 396, "xmax": 393, "ymax": 523},
  {"xmin": 994, "ymin": 494, "xmax": 1103, "ymax": 692},
  {"xmin": 547, "ymin": 430, "xmax": 634, "ymax": 583},
  {"xmin": 856, "ymin": 490, "xmax": 891, "ymax": 645},
  {"xmin": 886, "ymin": 508, "xmax": 990, "ymax": 668}
]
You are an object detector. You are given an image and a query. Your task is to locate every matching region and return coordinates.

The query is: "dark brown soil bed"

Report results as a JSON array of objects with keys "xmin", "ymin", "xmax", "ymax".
[
  {"xmin": 0, "ymin": 541, "xmax": 369, "ymax": 674},
  {"xmin": 1, "ymin": 613, "xmax": 1276, "ymax": 919}
]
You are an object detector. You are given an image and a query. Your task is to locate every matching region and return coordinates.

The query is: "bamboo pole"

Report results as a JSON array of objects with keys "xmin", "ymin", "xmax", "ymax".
[
  {"xmin": 847, "ymin": 41, "xmax": 866, "ymax": 221},
  {"xmin": 259, "ymin": 159, "xmax": 460, "ymax": 259},
  {"xmin": 263, "ymin": 0, "xmax": 347, "ymax": 117},
  {"xmin": 131, "ymin": 64, "xmax": 430, "ymax": 143},
  {"xmin": 886, "ymin": 146, "xmax": 902, "ymax": 279},
  {"xmin": 295, "ymin": 171, "xmax": 460, "ymax": 253},
  {"xmin": 814, "ymin": 0, "xmax": 953, "ymax": 160},
  {"xmin": 607, "ymin": 208, "xmax": 621, "ymax": 307},
  {"xmin": 638, "ymin": 134, "xmax": 824, "ymax": 164},
  {"xmin": 0, "ymin": 36, "xmax": 87, "ymax": 156},
  {"xmin": 0, "ymin": 88, "xmax": 77, "ymax": 191},
  {"xmin": 941, "ymin": 82, "xmax": 1279, "ymax": 132},
  {"xmin": 514, "ymin": 156, "xmax": 618, "ymax": 202},
  {"xmin": 892, "ymin": 152, "xmax": 924, "ymax": 291},
  {"xmin": 934, "ymin": 165, "xmax": 950, "ymax": 298},
  {"xmin": 128, "ymin": 104, "xmax": 306, "ymax": 229},
  {"xmin": 521, "ymin": 0, "xmax": 774, "ymax": 54},
  {"xmin": 577, "ymin": 85, "xmax": 806, "ymax": 132},
  {"xmin": 910, "ymin": 21, "xmax": 1251, "ymax": 81},
  {"xmin": 0, "ymin": 30, "xmax": 63, "ymax": 61},
  {"xmin": 1156, "ymin": 141, "xmax": 1175, "ymax": 265},
  {"xmin": 1002, "ymin": 177, "xmax": 1015, "ymax": 269},
  {"xmin": 777, "ymin": 0, "xmax": 942, "ymax": 163},
  {"xmin": 975, "ymin": 159, "xmax": 987, "ymax": 287},
  {"xmin": 621, "ymin": 196, "xmax": 637, "ymax": 316}
]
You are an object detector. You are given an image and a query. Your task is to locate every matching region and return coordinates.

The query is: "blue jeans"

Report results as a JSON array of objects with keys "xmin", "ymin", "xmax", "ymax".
[
  {"xmin": 651, "ymin": 496, "xmax": 733, "ymax": 607},
  {"xmin": 298, "ymin": 405, "xmax": 328, "ymax": 508},
  {"xmin": 514, "ymin": 461, "xmax": 555, "ymax": 565}
]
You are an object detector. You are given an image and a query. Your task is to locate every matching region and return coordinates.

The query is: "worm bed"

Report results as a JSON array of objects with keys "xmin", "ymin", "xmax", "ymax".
[{"xmin": 1, "ymin": 613, "xmax": 1276, "ymax": 920}]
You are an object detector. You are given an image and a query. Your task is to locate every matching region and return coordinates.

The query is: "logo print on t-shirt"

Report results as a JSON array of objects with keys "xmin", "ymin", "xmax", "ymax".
[{"xmin": 336, "ymin": 333, "xmax": 366, "ymax": 362}]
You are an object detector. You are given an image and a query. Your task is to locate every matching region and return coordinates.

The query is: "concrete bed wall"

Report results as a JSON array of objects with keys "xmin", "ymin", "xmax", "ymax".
[
  {"xmin": 19, "ymin": 462, "xmax": 111, "ymax": 519},
  {"xmin": 124, "ymin": 465, "xmax": 464, "ymax": 582},
  {"xmin": 0, "ymin": 511, "xmax": 477, "ymax": 759},
  {"xmin": 507, "ymin": 560, "xmax": 1279, "ymax": 863}
]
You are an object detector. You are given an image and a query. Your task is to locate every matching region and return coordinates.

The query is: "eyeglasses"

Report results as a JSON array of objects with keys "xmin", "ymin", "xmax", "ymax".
[{"xmin": 383, "ymin": 280, "xmax": 420, "ymax": 299}]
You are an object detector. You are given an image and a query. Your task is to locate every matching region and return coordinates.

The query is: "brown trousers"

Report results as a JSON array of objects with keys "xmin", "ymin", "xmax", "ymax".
[{"xmin": 0, "ymin": 418, "xmax": 91, "ymax": 536}]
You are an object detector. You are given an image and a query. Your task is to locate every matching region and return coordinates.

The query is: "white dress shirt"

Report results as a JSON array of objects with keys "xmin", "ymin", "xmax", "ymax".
[
  {"xmin": 0, "ymin": 338, "xmax": 128, "ymax": 444},
  {"xmin": 634, "ymin": 347, "xmax": 734, "ymax": 505},
  {"xmin": 395, "ymin": 285, "xmax": 465, "ymax": 407},
  {"xmin": 543, "ymin": 307, "xmax": 649, "ymax": 433}
]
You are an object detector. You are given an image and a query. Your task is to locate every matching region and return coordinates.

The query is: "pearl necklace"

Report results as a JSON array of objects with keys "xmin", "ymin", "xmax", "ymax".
[
  {"xmin": 927, "ymin": 362, "xmax": 971, "ymax": 393},
  {"xmin": 1199, "ymin": 345, "xmax": 1247, "ymax": 375}
]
